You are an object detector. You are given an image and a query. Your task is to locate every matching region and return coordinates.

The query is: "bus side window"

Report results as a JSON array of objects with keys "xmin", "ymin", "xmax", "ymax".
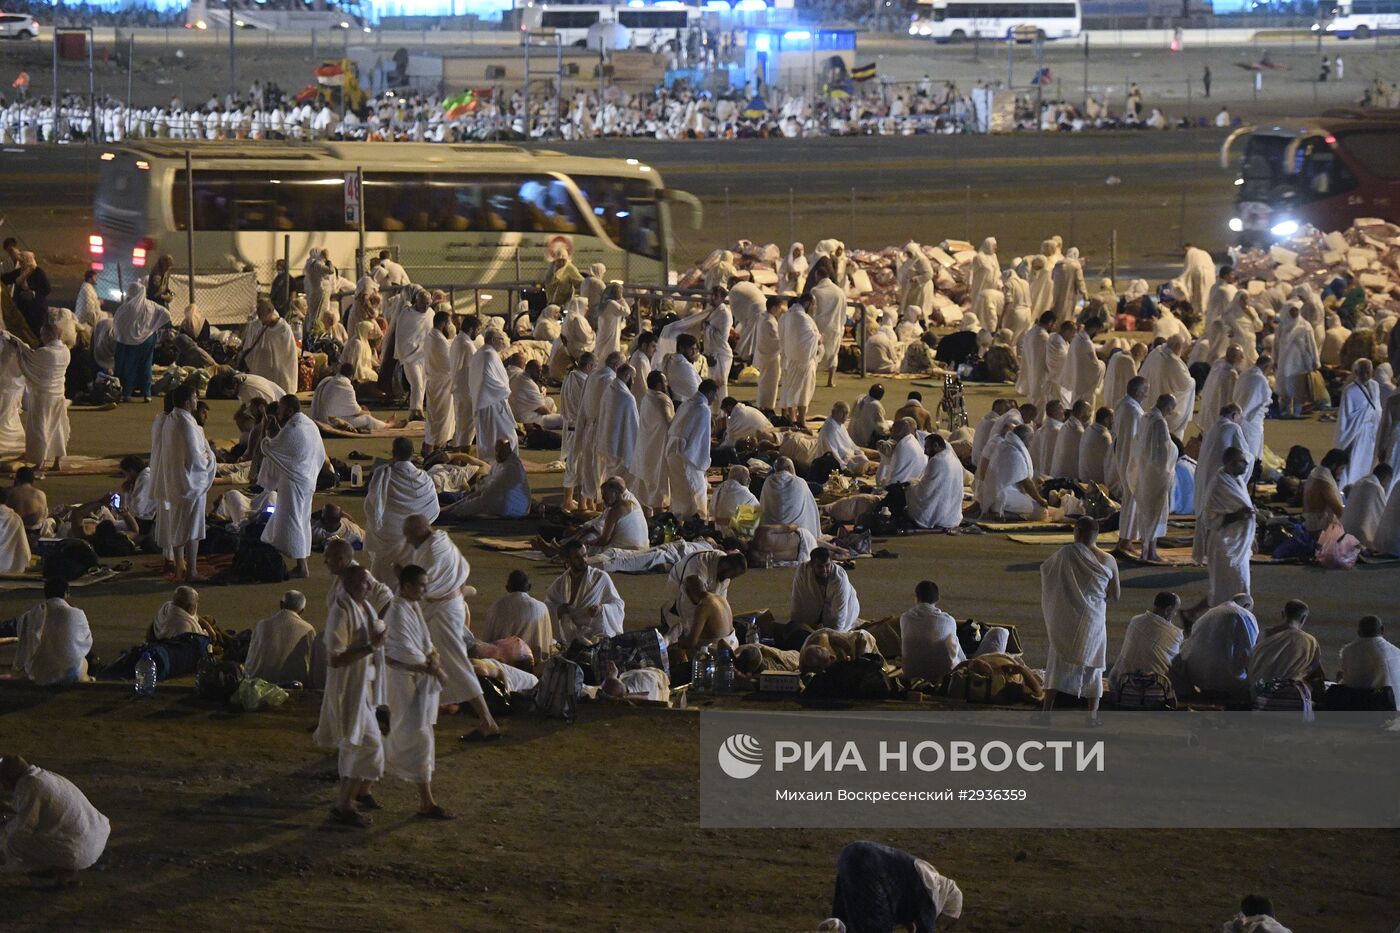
[{"xmin": 1303, "ymin": 148, "xmax": 1357, "ymax": 198}]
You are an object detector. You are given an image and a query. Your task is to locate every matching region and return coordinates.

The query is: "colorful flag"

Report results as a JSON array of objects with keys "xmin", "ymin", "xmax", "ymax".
[
  {"xmin": 315, "ymin": 62, "xmax": 345, "ymax": 87},
  {"xmin": 442, "ymin": 89, "xmax": 478, "ymax": 120},
  {"xmin": 851, "ymin": 62, "xmax": 877, "ymax": 82}
]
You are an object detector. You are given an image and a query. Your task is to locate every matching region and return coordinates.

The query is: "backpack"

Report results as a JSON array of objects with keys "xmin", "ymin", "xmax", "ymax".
[
  {"xmin": 1253, "ymin": 679, "xmax": 1315, "ymax": 721},
  {"xmin": 195, "ymin": 655, "xmax": 245, "ymax": 703},
  {"xmin": 801, "ymin": 655, "xmax": 891, "ymax": 703},
  {"xmin": 41, "ymin": 539, "xmax": 101, "ymax": 583},
  {"xmin": 567, "ymin": 628, "xmax": 669, "ymax": 686},
  {"xmin": 534, "ymin": 655, "xmax": 584, "ymax": 723},
  {"xmin": 231, "ymin": 518, "xmax": 288, "ymax": 583},
  {"xmin": 1321, "ymin": 683, "xmax": 1397, "ymax": 712},
  {"xmin": 1113, "ymin": 670, "xmax": 1177, "ymax": 710},
  {"xmin": 944, "ymin": 655, "xmax": 1034, "ymax": 705}
]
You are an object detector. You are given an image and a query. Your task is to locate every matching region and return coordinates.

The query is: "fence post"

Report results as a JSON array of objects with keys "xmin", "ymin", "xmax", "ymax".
[
  {"xmin": 1177, "ymin": 191, "xmax": 1186, "ymax": 251},
  {"xmin": 964, "ymin": 184, "xmax": 971, "ymax": 242},
  {"xmin": 514, "ymin": 244, "xmax": 522, "ymax": 285},
  {"xmin": 1109, "ymin": 228, "xmax": 1117, "ymax": 286},
  {"xmin": 184, "ymin": 150, "xmax": 196, "ymax": 305},
  {"xmin": 788, "ymin": 187, "xmax": 795, "ymax": 249},
  {"xmin": 858, "ymin": 305, "xmax": 866, "ymax": 378},
  {"xmin": 724, "ymin": 186, "xmax": 731, "ymax": 247},
  {"xmin": 1068, "ymin": 184, "xmax": 1076, "ymax": 248},
  {"xmin": 849, "ymin": 187, "xmax": 855, "ymax": 245}
]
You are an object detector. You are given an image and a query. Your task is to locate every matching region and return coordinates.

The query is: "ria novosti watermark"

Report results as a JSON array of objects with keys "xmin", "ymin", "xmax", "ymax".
[{"xmin": 700, "ymin": 710, "xmax": 1400, "ymax": 829}]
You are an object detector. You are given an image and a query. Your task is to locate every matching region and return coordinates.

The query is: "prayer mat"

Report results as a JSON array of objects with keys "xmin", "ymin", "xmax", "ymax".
[
  {"xmin": 0, "ymin": 456, "xmax": 123, "ymax": 476},
  {"xmin": 0, "ymin": 566, "xmax": 121, "ymax": 591},
  {"xmin": 1007, "ymin": 531, "xmax": 1120, "ymax": 546},
  {"xmin": 1358, "ymin": 553, "xmax": 1400, "ymax": 566},
  {"xmin": 975, "ymin": 519, "xmax": 1072, "ymax": 532},
  {"xmin": 475, "ymin": 537, "xmax": 537, "ymax": 552}
]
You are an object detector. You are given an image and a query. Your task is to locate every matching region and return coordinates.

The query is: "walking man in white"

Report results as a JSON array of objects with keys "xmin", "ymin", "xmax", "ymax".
[{"xmin": 1040, "ymin": 516, "xmax": 1119, "ymax": 724}]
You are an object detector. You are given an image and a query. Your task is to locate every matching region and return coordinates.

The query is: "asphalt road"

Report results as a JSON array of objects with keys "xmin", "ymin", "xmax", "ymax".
[{"xmin": 0, "ymin": 129, "xmax": 1232, "ymax": 296}]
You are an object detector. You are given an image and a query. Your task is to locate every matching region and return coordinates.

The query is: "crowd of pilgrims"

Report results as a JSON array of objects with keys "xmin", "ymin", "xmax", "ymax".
[
  {"xmin": 1, "ymin": 229, "xmax": 1396, "ymax": 932},
  {"xmin": 4, "ymin": 73, "xmax": 1196, "ymax": 145}
]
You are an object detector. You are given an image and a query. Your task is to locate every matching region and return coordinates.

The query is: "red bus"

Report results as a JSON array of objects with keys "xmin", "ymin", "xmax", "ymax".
[{"xmin": 1220, "ymin": 109, "xmax": 1400, "ymax": 245}]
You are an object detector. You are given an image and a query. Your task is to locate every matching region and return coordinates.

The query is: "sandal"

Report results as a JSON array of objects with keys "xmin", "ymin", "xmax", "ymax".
[
  {"xmin": 329, "ymin": 806, "xmax": 371, "ymax": 828},
  {"xmin": 460, "ymin": 730, "xmax": 503, "ymax": 743},
  {"xmin": 416, "ymin": 805, "xmax": 455, "ymax": 821},
  {"xmin": 355, "ymin": 794, "xmax": 382, "ymax": 811}
]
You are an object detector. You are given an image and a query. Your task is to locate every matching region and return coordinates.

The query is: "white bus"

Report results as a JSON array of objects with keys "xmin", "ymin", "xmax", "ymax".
[
  {"xmin": 909, "ymin": 0, "xmax": 1082, "ymax": 42},
  {"xmin": 92, "ymin": 141, "xmax": 699, "ymax": 306},
  {"xmin": 185, "ymin": 0, "xmax": 370, "ymax": 33},
  {"xmin": 1317, "ymin": 0, "xmax": 1400, "ymax": 38},
  {"xmin": 515, "ymin": 2, "xmax": 700, "ymax": 49}
]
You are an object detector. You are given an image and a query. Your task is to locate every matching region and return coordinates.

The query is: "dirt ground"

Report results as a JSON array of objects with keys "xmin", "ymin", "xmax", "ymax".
[{"xmin": 2, "ymin": 379, "xmax": 1400, "ymax": 930}]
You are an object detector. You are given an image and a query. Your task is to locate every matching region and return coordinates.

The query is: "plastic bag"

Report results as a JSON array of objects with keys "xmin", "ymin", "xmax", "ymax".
[
  {"xmin": 730, "ymin": 504, "xmax": 762, "ymax": 539},
  {"xmin": 1317, "ymin": 521, "xmax": 1360, "ymax": 570},
  {"xmin": 234, "ymin": 677, "xmax": 289, "ymax": 711}
]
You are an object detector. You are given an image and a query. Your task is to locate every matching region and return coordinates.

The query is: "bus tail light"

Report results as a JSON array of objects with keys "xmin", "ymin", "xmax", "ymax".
[
  {"xmin": 132, "ymin": 238, "xmax": 155, "ymax": 267},
  {"xmin": 88, "ymin": 234, "xmax": 103, "ymax": 256}
]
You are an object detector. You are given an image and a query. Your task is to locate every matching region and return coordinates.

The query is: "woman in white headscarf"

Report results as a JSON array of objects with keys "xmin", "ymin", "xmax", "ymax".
[
  {"xmin": 340, "ymin": 319, "xmax": 382, "ymax": 383},
  {"xmin": 704, "ymin": 249, "xmax": 737, "ymax": 293},
  {"xmin": 968, "ymin": 236, "xmax": 1000, "ymax": 299},
  {"xmin": 896, "ymin": 305, "xmax": 924, "ymax": 343},
  {"xmin": 896, "ymin": 242, "xmax": 935, "ymax": 318},
  {"xmin": 580, "ymin": 262, "xmax": 608, "ymax": 320},
  {"xmin": 560, "ymin": 295, "xmax": 596, "ymax": 357},
  {"xmin": 779, "ymin": 242, "xmax": 808, "ymax": 295},
  {"xmin": 1292, "ymin": 283, "xmax": 1326, "ymax": 345},
  {"xmin": 112, "ymin": 281, "xmax": 173, "ymax": 402},
  {"xmin": 180, "ymin": 303, "xmax": 207, "ymax": 342},
  {"xmin": 533, "ymin": 303, "xmax": 562, "ymax": 342}
]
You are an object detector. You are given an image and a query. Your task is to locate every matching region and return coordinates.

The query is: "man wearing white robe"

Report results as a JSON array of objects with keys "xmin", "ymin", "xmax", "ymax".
[
  {"xmin": 1078, "ymin": 407, "xmax": 1114, "ymax": 486},
  {"xmin": 1277, "ymin": 306, "xmax": 1319, "ymax": 418},
  {"xmin": 851, "ymin": 385, "xmax": 889, "ymax": 447},
  {"xmin": 729, "ymin": 280, "xmax": 767, "ymax": 362},
  {"xmin": 759, "ymin": 458, "xmax": 822, "ymax": 540},
  {"xmin": 422, "ymin": 312, "xmax": 457, "ymax": 452},
  {"xmin": 363, "ymin": 437, "xmax": 440, "ymax": 578},
  {"xmin": 1341, "ymin": 464, "xmax": 1390, "ymax": 550},
  {"xmin": 1139, "ymin": 337, "xmax": 1194, "ymax": 437},
  {"xmin": 314, "ymin": 566, "xmax": 386, "ymax": 827},
  {"xmin": 575, "ymin": 353, "xmax": 622, "ymax": 507},
  {"xmin": 1051, "ymin": 247, "xmax": 1087, "ymax": 323},
  {"xmin": 391, "ymin": 288, "xmax": 434, "ymax": 420},
  {"xmin": 1123, "ymin": 395, "xmax": 1178, "ymax": 561},
  {"xmin": 662, "ymin": 336, "xmax": 702, "ymax": 405},
  {"xmin": 720, "ymin": 398, "xmax": 778, "ymax": 450},
  {"xmin": 754, "ymin": 296, "xmax": 784, "ymax": 412},
  {"xmin": 1102, "ymin": 346, "xmax": 1139, "ymax": 408},
  {"xmin": 594, "ymin": 285, "xmax": 630, "ymax": 362},
  {"xmin": 382, "ymin": 566, "xmax": 452, "ymax": 817},
  {"xmin": 450, "ymin": 315, "xmax": 481, "ymax": 449},
  {"xmin": 470, "ymin": 330, "xmax": 518, "ymax": 458},
  {"xmin": 509, "ymin": 360, "xmax": 561, "ymax": 430},
  {"xmin": 401, "ymin": 516, "xmax": 490, "ymax": 723},
  {"xmin": 442, "ymin": 439, "xmax": 533, "ymax": 521},
  {"xmin": 0, "ymin": 756, "xmax": 110, "ymax": 882},
  {"xmin": 1062, "ymin": 319, "xmax": 1104, "ymax": 408},
  {"xmin": 968, "ymin": 237, "xmax": 1001, "ymax": 303},
  {"xmin": 665, "ymin": 380, "xmax": 716, "ymax": 521},
  {"xmin": 1176, "ymin": 243, "xmax": 1216, "ymax": 320},
  {"xmin": 1195, "ymin": 405, "xmax": 1248, "ymax": 515},
  {"xmin": 244, "ymin": 590, "xmax": 316, "ymax": 685},
  {"xmin": 482, "ymin": 569, "xmax": 554, "ymax": 660},
  {"xmin": 977, "ymin": 424, "xmax": 1045, "ymax": 519},
  {"xmin": 1016, "ymin": 313, "xmax": 1054, "ymax": 410},
  {"xmin": 0, "ymin": 337, "xmax": 27, "ymax": 457},
  {"xmin": 598, "ymin": 365, "xmax": 640, "ymax": 485},
  {"xmin": 627, "ymin": 332, "xmax": 657, "ymax": 409},
  {"xmin": 240, "ymin": 300, "xmax": 298, "ymax": 395},
  {"xmin": 631, "ymin": 370, "xmax": 674, "ymax": 513},
  {"xmin": 545, "ymin": 540, "xmax": 626, "ymax": 643},
  {"xmin": 0, "ymin": 491, "xmax": 31, "ymax": 572},
  {"xmin": 4, "ymin": 327, "xmax": 69, "ymax": 473},
  {"xmin": 259, "ymin": 396, "xmax": 327, "ymax": 577},
  {"xmin": 1195, "ymin": 346, "xmax": 1242, "ymax": 433},
  {"xmin": 10, "ymin": 579, "xmax": 92, "ymax": 686},
  {"xmin": 807, "ymin": 270, "xmax": 847, "ymax": 387},
  {"xmin": 559, "ymin": 353, "xmax": 592, "ymax": 511},
  {"xmin": 1110, "ymin": 376, "xmax": 1149, "ymax": 500},
  {"xmin": 900, "ymin": 579, "xmax": 964, "ymax": 683},
  {"xmin": 1051, "ymin": 401, "xmax": 1090, "ymax": 480},
  {"xmin": 814, "ymin": 402, "xmax": 876, "ymax": 475},
  {"xmin": 1247, "ymin": 600, "xmax": 1324, "ymax": 697},
  {"xmin": 1031, "ymin": 401, "xmax": 1067, "ymax": 478},
  {"xmin": 1193, "ymin": 446, "xmax": 1256, "ymax": 606},
  {"xmin": 311, "ymin": 365, "xmax": 391, "ymax": 432},
  {"xmin": 703, "ymin": 288, "xmax": 735, "ymax": 411},
  {"xmin": 788, "ymin": 548, "xmax": 860, "ymax": 636},
  {"xmin": 1179, "ymin": 595, "xmax": 1259, "ymax": 697},
  {"xmin": 152, "ymin": 385, "xmax": 216, "ymax": 582},
  {"xmin": 779, "ymin": 301, "xmax": 822, "ymax": 427},
  {"xmin": 1040, "ymin": 517, "xmax": 1120, "ymax": 718},
  {"xmin": 1334, "ymin": 359, "xmax": 1381, "ymax": 490},
  {"xmin": 1042, "ymin": 322, "xmax": 1073, "ymax": 410},
  {"xmin": 906, "ymin": 435, "xmax": 965, "ymax": 530},
  {"xmin": 877, "ymin": 419, "xmax": 929, "ymax": 488},
  {"xmin": 710, "ymin": 465, "xmax": 759, "ymax": 528},
  {"xmin": 1108, "ymin": 591, "xmax": 1183, "ymax": 693},
  {"xmin": 1233, "ymin": 354, "xmax": 1272, "ymax": 466},
  {"xmin": 1339, "ymin": 616, "xmax": 1400, "ymax": 709}
]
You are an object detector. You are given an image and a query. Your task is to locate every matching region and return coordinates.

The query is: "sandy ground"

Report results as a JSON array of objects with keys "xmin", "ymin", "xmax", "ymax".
[{"xmin": 2, "ymin": 378, "xmax": 1399, "ymax": 930}]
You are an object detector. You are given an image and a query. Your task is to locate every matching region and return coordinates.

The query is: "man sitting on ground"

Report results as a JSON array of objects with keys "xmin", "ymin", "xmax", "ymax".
[
  {"xmin": 8, "ymin": 468, "xmax": 48, "ymax": 533},
  {"xmin": 1247, "ymin": 599, "xmax": 1325, "ymax": 698},
  {"xmin": 440, "ymin": 439, "xmax": 533, "ymax": 521},
  {"xmin": 770, "ymin": 548, "xmax": 861, "ymax": 649},
  {"xmin": 814, "ymin": 401, "xmax": 880, "ymax": 477},
  {"xmin": 244, "ymin": 590, "xmax": 317, "ymax": 685},
  {"xmin": 894, "ymin": 392, "xmax": 936, "ymax": 433},
  {"xmin": 718, "ymin": 397, "xmax": 780, "ymax": 450},
  {"xmin": 710, "ymin": 465, "xmax": 758, "ymax": 530},
  {"xmin": 1109, "ymin": 591, "xmax": 1183, "ymax": 695},
  {"xmin": 10, "ymin": 579, "xmax": 92, "ymax": 686},
  {"xmin": 899, "ymin": 579, "xmax": 964, "ymax": 685},
  {"xmin": 1338, "ymin": 615, "xmax": 1400, "ymax": 709},
  {"xmin": 544, "ymin": 540, "xmax": 625, "ymax": 644},
  {"xmin": 0, "ymin": 755, "xmax": 110, "ymax": 888},
  {"xmin": 535, "ymin": 476, "xmax": 648, "ymax": 557},
  {"xmin": 1178, "ymin": 593, "xmax": 1259, "ymax": 699},
  {"xmin": 671, "ymin": 575, "xmax": 736, "ymax": 668},
  {"xmin": 310, "ymin": 364, "xmax": 401, "ymax": 432},
  {"xmin": 759, "ymin": 457, "xmax": 823, "ymax": 543},
  {"xmin": 0, "ymin": 488, "xmax": 32, "ymax": 573},
  {"xmin": 481, "ymin": 570, "xmax": 554, "ymax": 660},
  {"xmin": 312, "ymin": 503, "xmax": 365, "ymax": 551},
  {"xmin": 151, "ymin": 586, "xmax": 221, "ymax": 641}
]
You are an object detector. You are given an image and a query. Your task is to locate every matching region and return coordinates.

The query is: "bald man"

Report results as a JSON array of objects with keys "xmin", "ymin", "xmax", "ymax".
[{"xmin": 0, "ymin": 755, "xmax": 110, "ymax": 886}]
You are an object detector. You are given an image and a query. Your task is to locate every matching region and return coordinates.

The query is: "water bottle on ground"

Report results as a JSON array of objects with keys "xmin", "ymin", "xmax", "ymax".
[
  {"xmin": 714, "ymin": 643, "xmax": 735, "ymax": 695},
  {"xmin": 134, "ymin": 651, "xmax": 158, "ymax": 697}
]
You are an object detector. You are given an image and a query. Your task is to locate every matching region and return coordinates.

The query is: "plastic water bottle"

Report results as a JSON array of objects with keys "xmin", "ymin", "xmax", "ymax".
[
  {"xmin": 746, "ymin": 620, "xmax": 761, "ymax": 646},
  {"xmin": 134, "ymin": 651, "xmax": 158, "ymax": 697},
  {"xmin": 714, "ymin": 643, "xmax": 735, "ymax": 695},
  {"xmin": 690, "ymin": 645, "xmax": 710, "ymax": 693}
]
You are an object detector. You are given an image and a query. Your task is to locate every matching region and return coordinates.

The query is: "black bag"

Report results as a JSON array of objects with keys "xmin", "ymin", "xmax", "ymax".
[
  {"xmin": 567, "ymin": 628, "xmax": 670, "ymax": 685},
  {"xmin": 1321, "ymin": 683, "xmax": 1396, "ymax": 711},
  {"xmin": 520, "ymin": 286, "xmax": 548, "ymax": 314},
  {"xmin": 801, "ymin": 655, "xmax": 890, "ymax": 702},
  {"xmin": 523, "ymin": 423, "xmax": 562, "ymax": 450},
  {"xmin": 231, "ymin": 518, "xmax": 288, "ymax": 583},
  {"xmin": 479, "ymin": 675, "xmax": 516, "ymax": 717},
  {"xmin": 196, "ymin": 656, "xmax": 245, "ymax": 703},
  {"xmin": 41, "ymin": 539, "xmax": 101, "ymax": 583}
]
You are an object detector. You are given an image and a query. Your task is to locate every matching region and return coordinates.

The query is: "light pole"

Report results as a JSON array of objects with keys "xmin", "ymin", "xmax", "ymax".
[{"xmin": 228, "ymin": 0, "xmax": 236, "ymax": 104}]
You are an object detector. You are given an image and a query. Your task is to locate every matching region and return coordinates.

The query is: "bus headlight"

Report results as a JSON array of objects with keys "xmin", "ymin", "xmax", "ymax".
[
  {"xmin": 1270, "ymin": 219, "xmax": 1299, "ymax": 237},
  {"xmin": 1228, "ymin": 217, "xmax": 1244, "ymax": 233}
]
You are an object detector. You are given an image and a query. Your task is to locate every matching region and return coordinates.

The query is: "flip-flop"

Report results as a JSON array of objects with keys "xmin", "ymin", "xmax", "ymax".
[
  {"xmin": 415, "ymin": 805, "xmax": 455, "ymax": 821},
  {"xmin": 460, "ymin": 730, "xmax": 503, "ymax": 743},
  {"xmin": 329, "ymin": 806, "xmax": 371, "ymax": 828}
]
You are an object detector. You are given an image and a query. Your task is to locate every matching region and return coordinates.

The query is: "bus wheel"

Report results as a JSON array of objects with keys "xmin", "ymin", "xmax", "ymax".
[
  {"xmin": 949, "ymin": 29, "xmax": 966, "ymax": 43},
  {"xmin": 1352, "ymin": 25, "xmax": 1369, "ymax": 38}
]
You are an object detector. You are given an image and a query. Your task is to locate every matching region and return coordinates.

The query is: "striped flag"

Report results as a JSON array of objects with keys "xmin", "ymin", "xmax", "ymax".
[{"xmin": 851, "ymin": 62, "xmax": 877, "ymax": 82}]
